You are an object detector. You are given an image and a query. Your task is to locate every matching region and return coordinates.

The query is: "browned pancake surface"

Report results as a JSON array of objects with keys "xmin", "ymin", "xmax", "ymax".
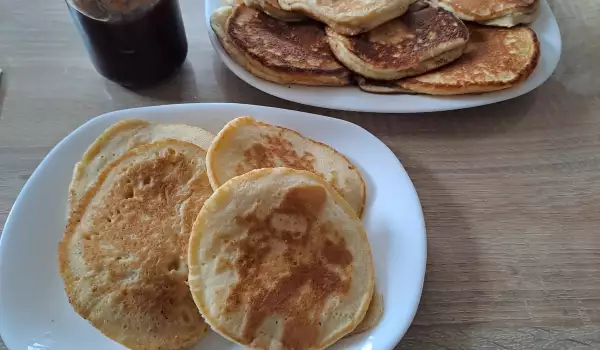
[
  {"xmin": 188, "ymin": 168, "xmax": 374, "ymax": 350},
  {"xmin": 59, "ymin": 141, "xmax": 212, "ymax": 349},
  {"xmin": 226, "ymin": 185, "xmax": 353, "ymax": 347},
  {"xmin": 340, "ymin": 2, "xmax": 468, "ymax": 70},
  {"xmin": 359, "ymin": 25, "xmax": 540, "ymax": 94},
  {"xmin": 403, "ymin": 25, "xmax": 539, "ymax": 88},
  {"xmin": 227, "ymin": 5, "xmax": 349, "ymax": 78}
]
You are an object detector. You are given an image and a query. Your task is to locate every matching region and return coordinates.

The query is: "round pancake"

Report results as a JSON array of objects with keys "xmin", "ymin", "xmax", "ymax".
[
  {"xmin": 326, "ymin": 1, "xmax": 469, "ymax": 80},
  {"xmin": 279, "ymin": 0, "xmax": 417, "ymax": 35},
  {"xmin": 211, "ymin": 5, "xmax": 351, "ymax": 86},
  {"xmin": 188, "ymin": 167, "xmax": 374, "ymax": 350},
  {"xmin": 59, "ymin": 140, "xmax": 212, "ymax": 350},
  {"xmin": 399, "ymin": 26, "xmax": 540, "ymax": 94},
  {"xmin": 206, "ymin": 116, "xmax": 366, "ymax": 217},
  {"xmin": 429, "ymin": 0, "xmax": 539, "ymax": 24},
  {"xmin": 358, "ymin": 26, "xmax": 540, "ymax": 95},
  {"xmin": 244, "ymin": 0, "xmax": 305, "ymax": 21},
  {"xmin": 69, "ymin": 119, "xmax": 214, "ymax": 210}
]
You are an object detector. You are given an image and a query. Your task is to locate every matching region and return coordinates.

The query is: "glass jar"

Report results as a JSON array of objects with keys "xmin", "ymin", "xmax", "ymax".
[{"xmin": 66, "ymin": 0, "xmax": 188, "ymax": 88}]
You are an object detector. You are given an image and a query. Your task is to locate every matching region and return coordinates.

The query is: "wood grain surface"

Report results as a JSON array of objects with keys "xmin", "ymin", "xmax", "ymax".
[{"xmin": 1, "ymin": 0, "xmax": 600, "ymax": 349}]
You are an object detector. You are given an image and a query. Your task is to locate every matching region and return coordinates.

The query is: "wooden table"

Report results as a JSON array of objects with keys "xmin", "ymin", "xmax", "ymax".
[{"xmin": 1, "ymin": 0, "xmax": 600, "ymax": 348}]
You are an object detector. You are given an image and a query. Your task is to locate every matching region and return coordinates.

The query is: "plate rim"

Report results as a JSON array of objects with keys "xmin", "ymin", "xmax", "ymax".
[
  {"xmin": 204, "ymin": 0, "xmax": 562, "ymax": 113},
  {"xmin": 0, "ymin": 103, "xmax": 427, "ymax": 349}
]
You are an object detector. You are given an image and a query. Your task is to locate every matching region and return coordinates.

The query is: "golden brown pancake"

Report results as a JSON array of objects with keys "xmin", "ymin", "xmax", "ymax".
[
  {"xmin": 59, "ymin": 140, "xmax": 212, "ymax": 350},
  {"xmin": 358, "ymin": 25, "xmax": 540, "ymax": 95},
  {"xmin": 327, "ymin": 1, "xmax": 469, "ymax": 80},
  {"xmin": 188, "ymin": 167, "xmax": 374, "ymax": 350},
  {"xmin": 428, "ymin": 0, "xmax": 539, "ymax": 27},
  {"xmin": 279, "ymin": 0, "xmax": 417, "ymax": 35},
  {"xmin": 349, "ymin": 290, "xmax": 384, "ymax": 335},
  {"xmin": 206, "ymin": 116, "xmax": 366, "ymax": 217},
  {"xmin": 211, "ymin": 5, "xmax": 352, "ymax": 86},
  {"xmin": 356, "ymin": 76, "xmax": 415, "ymax": 94},
  {"xmin": 68, "ymin": 119, "xmax": 214, "ymax": 211},
  {"xmin": 244, "ymin": 0, "xmax": 305, "ymax": 21}
]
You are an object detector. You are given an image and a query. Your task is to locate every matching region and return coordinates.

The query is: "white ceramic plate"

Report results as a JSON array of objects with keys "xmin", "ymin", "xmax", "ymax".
[
  {"xmin": 205, "ymin": 0, "xmax": 561, "ymax": 113},
  {"xmin": 0, "ymin": 103, "xmax": 426, "ymax": 350}
]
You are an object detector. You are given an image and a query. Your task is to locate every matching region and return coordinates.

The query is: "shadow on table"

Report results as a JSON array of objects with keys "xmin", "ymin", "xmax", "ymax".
[
  {"xmin": 134, "ymin": 62, "xmax": 202, "ymax": 102},
  {"xmin": 102, "ymin": 61, "xmax": 202, "ymax": 106},
  {"xmin": 208, "ymin": 54, "xmax": 593, "ymax": 141},
  {"xmin": 209, "ymin": 55, "xmax": 591, "ymax": 141},
  {"xmin": 210, "ymin": 56, "xmax": 333, "ymax": 115},
  {"xmin": 343, "ymin": 91, "xmax": 537, "ymax": 141},
  {"xmin": 340, "ymin": 74, "xmax": 592, "ymax": 140},
  {"xmin": 391, "ymin": 152, "xmax": 485, "ymax": 349},
  {"xmin": 374, "ymin": 77, "xmax": 593, "ymax": 348}
]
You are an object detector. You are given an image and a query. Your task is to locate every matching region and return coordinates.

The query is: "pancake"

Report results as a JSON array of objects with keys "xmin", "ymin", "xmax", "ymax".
[
  {"xmin": 68, "ymin": 119, "xmax": 214, "ymax": 210},
  {"xmin": 211, "ymin": 5, "xmax": 352, "ymax": 86},
  {"xmin": 206, "ymin": 116, "xmax": 366, "ymax": 217},
  {"xmin": 356, "ymin": 76, "xmax": 416, "ymax": 93},
  {"xmin": 279, "ymin": 0, "xmax": 417, "ymax": 36},
  {"xmin": 358, "ymin": 25, "xmax": 540, "ymax": 95},
  {"xmin": 348, "ymin": 290, "xmax": 384, "ymax": 335},
  {"xmin": 327, "ymin": 1, "xmax": 469, "ymax": 80},
  {"xmin": 244, "ymin": 0, "xmax": 305, "ymax": 21},
  {"xmin": 428, "ymin": 0, "xmax": 539, "ymax": 27},
  {"xmin": 188, "ymin": 167, "xmax": 374, "ymax": 350},
  {"xmin": 59, "ymin": 140, "xmax": 213, "ymax": 350}
]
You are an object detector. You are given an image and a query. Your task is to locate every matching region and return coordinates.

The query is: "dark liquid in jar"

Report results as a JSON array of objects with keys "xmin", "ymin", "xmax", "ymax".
[{"xmin": 67, "ymin": 0, "xmax": 188, "ymax": 88}]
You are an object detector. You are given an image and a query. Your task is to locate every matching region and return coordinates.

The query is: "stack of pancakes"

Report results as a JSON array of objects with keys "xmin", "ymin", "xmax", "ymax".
[
  {"xmin": 211, "ymin": 0, "xmax": 541, "ymax": 95},
  {"xmin": 59, "ymin": 116, "xmax": 383, "ymax": 349}
]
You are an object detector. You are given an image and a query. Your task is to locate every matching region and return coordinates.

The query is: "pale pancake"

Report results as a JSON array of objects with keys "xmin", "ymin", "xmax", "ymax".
[
  {"xmin": 348, "ymin": 290, "xmax": 384, "ymax": 335},
  {"xmin": 210, "ymin": 6, "xmax": 352, "ymax": 86},
  {"xmin": 188, "ymin": 167, "xmax": 374, "ymax": 350},
  {"xmin": 478, "ymin": 9, "xmax": 539, "ymax": 27},
  {"xmin": 429, "ymin": 0, "xmax": 539, "ymax": 26},
  {"xmin": 326, "ymin": 1, "xmax": 469, "ymax": 80},
  {"xmin": 279, "ymin": 0, "xmax": 418, "ymax": 35},
  {"xmin": 356, "ymin": 76, "xmax": 416, "ymax": 94},
  {"xmin": 69, "ymin": 119, "xmax": 214, "ymax": 210},
  {"xmin": 244, "ymin": 0, "xmax": 306, "ymax": 21},
  {"xmin": 358, "ymin": 26, "xmax": 540, "ymax": 95},
  {"xmin": 206, "ymin": 116, "xmax": 366, "ymax": 217},
  {"xmin": 59, "ymin": 140, "xmax": 213, "ymax": 350}
]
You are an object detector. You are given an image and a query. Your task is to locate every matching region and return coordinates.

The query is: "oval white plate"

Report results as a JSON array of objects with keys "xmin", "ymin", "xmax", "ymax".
[
  {"xmin": 0, "ymin": 103, "xmax": 426, "ymax": 350},
  {"xmin": 205, "ymin": 0, "xmax": 561, "ymax": 113}
]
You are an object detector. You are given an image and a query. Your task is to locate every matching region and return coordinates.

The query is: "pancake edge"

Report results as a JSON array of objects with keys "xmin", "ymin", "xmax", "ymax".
[
  {"xmin": 244, "ymin": 0, "xmax": 306, "ymax": 21},
  {"xmin": 68, "ymin": 119, "xmax": 150, "ymax": 208},
  {"xmin": 475, "ymin": 4, "xmax": 540, "ymax": 27},
  {"xmin": 68, "ymin": 119, "xmax": 215, "ymax": 210},
  {"xmin": 429, "ymin": 0, "xmax": 539, "ymax": 23}
]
